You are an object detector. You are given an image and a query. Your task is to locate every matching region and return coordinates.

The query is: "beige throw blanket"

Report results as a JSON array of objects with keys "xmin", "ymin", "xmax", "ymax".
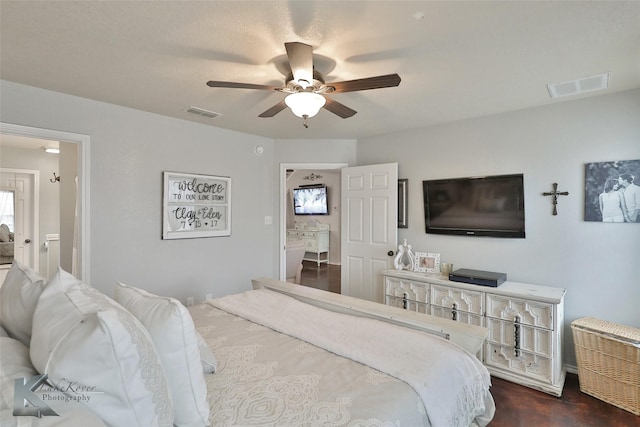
[{"xmin": 208, "ymin": 289, "xmax": 491, "ymax": 427}]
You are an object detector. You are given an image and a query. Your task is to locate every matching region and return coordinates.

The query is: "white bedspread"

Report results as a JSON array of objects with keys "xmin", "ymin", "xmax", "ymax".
[{"xmin": 208, "ymin": 288, "xmax": 492, "ymax": 427}]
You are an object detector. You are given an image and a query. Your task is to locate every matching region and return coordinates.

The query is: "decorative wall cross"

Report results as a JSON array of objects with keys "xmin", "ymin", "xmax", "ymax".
[{"xmin": 542, "ymin": 183, "xmax": 569, "ymax": 215}]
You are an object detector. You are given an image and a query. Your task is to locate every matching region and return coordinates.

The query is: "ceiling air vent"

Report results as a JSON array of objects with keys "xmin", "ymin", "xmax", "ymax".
[
  {"xmin": 186, "ymin": 106, "xmax": 222, "ymax": 119},
  {"xmin": 547, "ymin": 73, "xmax": 609, "ymax": 99}
]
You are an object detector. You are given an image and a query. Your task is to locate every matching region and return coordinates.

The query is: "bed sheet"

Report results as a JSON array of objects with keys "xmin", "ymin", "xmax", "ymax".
[{"xmin": 190, "ymin": 303, "xmax": 430, "ymax": 427}]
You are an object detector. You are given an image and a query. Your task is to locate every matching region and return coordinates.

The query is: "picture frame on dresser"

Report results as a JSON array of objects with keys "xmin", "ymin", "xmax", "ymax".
[{"xmin": 413, "ymin": 252, "xmax": 440, "ymax": 273}]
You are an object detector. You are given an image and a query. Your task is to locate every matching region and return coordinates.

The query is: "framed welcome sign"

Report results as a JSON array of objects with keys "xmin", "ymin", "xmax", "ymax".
[{"xmin": 162, "ymin": 171, "xmax": 231, "ymax": 239}]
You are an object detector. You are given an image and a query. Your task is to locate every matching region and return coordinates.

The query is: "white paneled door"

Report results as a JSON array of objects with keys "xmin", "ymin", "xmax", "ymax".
[
  {"xmin": 341, "ymin": 163, "xmax": 397, "ymax": 303},
  {"xmin": 0, "ymin": 169, "xmax": 38, "ymax": 271}
]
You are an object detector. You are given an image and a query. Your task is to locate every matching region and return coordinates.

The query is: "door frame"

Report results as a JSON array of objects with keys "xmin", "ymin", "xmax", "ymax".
[
  {"xmin": 0, "ymin": 123, "xmax": 91, "ymax": 282},
  {"xmin": 279, "ymin": 162, "xmax": 348, "ymax": 280}
]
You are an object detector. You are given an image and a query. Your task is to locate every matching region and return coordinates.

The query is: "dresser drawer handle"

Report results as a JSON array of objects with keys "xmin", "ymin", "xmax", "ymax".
[{"xmin": 514, "ymin": 315, "xmax": 521, "ymax": 358}]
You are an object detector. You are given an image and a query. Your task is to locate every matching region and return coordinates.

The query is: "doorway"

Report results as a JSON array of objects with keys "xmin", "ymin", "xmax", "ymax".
[
  {"xmin": 280, "ymin": 162, "xmax": 399, "ymax": 301},
  {"xmin": 279, "ymin": 163, "xmax": 347, "ymax": 290},
  {"xmin": 0, "ymin": 123, "xmax": 90, "ymax": 282}
]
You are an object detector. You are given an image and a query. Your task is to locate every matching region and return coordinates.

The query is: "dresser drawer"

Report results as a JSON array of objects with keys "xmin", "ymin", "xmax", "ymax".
[
  {"xmin": 486, "ymin": 294, "xmax": 554, "ymax": 330},
  {"xmin": 486, "ymin": 318, "xmax": 552, "ymax": 357},
  {"xmin": 431, "ymin": 305, "xmax": 483, "ymax": 326},
  {"xmin": 286, "ymin": 230, "xmax": 301, "ymax": 240},
  {"xmin": 485, "ymin": 342, "xmax": 553, "ymax": 383},
  {"xmin": 303, "ymin": 239, "xmax": 317, "ymax": 251},
  {"xmin": 301, "ymin": 231, "xmax": 318, "ymax": 239},
  {"xmin": 431, "ymin": 284, "xmax": 483, "ymax": 315},
  {"xmin": 384, "ymin": 277, "xmax": 429, "ymax": 314}
]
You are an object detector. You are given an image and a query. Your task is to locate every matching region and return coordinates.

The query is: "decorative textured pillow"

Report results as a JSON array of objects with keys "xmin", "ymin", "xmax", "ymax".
[
  {"xmin": 115, "ymin": 282, "xmax": 210, "ymax": 427},
  {"xmin": 0, "ymin": 260, "xmax": 46, "ymax": 346},
  {"xmin": 30, "ymin": 269, "xmax": 174, "ymax": 427}
]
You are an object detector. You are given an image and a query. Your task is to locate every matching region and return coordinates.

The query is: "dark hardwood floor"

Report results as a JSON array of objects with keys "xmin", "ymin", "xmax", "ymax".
[
  {"xmin": 299, "ymin": 260, "xmax": 341, "ymax": 294},
  {"xmin": 299, "ymin": 263, "xmax": 639, "ymax": 426},
  {"xmin": 490, "ymin": 374, "xmax": 638, "ymax": 426}
]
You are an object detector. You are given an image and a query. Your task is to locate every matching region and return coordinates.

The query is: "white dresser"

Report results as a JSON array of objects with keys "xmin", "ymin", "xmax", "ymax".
[
  {"xmin": 382, "ymin": 269, "xmax": 566, "ymax": 396},
  {"xmin": 287, "ymin": 224, "xmax": 330, "ymax": 266}
]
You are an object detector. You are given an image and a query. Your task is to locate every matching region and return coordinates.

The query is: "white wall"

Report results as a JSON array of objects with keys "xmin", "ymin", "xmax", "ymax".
[
  {"xmin": 1, "ymin": 80, "xmax": 276, "ymax": 302},
  {"xmin": 357, "ymin": 89, "xmax": 640, "ymax": 366}
]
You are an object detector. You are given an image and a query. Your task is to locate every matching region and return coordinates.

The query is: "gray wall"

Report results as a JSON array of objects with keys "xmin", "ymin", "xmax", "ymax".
[
  {"xmin": 357, "ymin": 89, "xmax": 640, "ymax": 366},
  {"xmin": 1, "ymin": 80, "xmax": 276, "ymax": 302},
  {"xmin": 59, "ymin": 141, "xmax": 77, "ymax": 272}
]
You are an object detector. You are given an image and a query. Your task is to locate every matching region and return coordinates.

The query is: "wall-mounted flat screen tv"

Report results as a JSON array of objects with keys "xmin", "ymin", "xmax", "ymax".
[
  {"xmin": 293, "ymin": 186, "xmax": 328, "ymax": 215},
  {"xmin": 422, "ymin": 174, "xmax": 525, "ymax": 238}
]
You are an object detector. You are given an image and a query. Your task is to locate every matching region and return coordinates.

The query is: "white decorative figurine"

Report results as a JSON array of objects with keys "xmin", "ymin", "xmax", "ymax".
[{"xmin": 393, "ymin": 239, "xmax": 415, "ymax": 271}]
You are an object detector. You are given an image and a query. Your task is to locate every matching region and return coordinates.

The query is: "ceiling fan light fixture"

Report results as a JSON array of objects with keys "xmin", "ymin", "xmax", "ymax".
[{"xmin": 284, "ymin": 92, "xmax": 326, "ymax": 118}]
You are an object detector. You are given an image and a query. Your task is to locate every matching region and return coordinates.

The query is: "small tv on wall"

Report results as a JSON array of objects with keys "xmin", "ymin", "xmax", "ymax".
[
  {"xmin": 422, "ymin": 174, "xmax": 525, "ymax": 238},
  {"xmin": 293, "ymin": 185, "xmax": 329, "ymax": 215}
]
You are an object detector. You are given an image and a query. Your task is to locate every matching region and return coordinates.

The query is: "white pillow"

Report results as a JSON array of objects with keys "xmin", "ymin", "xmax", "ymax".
[
  {"xmin": 0, "ymin": 335, "xmax": 36, "ymax": 379},
  {"xmin": 1, "ymin": 335, "xmax": 108, "ymax": 426},
  {"xmin": 30, "ymin": 269, "xmax": 173, "ymax": 427},
  {"xmin": 114, "ymin": 282, "xmax": 209, "ymax": 427},
  {"xmin": 0, "ymin": 260, "xmax": 46, "ymax": 345},
  {"xmin": 196, "ymin": 331, "xmax": 217, "ymax": 374}
]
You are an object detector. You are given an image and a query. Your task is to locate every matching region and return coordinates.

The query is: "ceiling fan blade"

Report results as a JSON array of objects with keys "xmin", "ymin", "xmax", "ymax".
[
  {"xmin": 258, "ymin": 100, "xmax": 288, "ymax": 118},
  {"xmin": 206, "ymin": 80, "xmax": 281, "ymax": 91},
  {"xmin": 285, "ymin": 42, "xmax": 314, "ymax": 88},
  {"xmin": 323, "ymin": 97, "xmax": 357, "ymax": 118},
  {"xmin": 327, "ymin": 73, "xmax": 401, "ymax": 93}
]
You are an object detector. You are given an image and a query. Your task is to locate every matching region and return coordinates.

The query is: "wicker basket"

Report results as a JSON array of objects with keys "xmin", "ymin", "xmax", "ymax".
[{"xmin": 571, "ymin": 317, "xmax": 640, "ymax": 415}]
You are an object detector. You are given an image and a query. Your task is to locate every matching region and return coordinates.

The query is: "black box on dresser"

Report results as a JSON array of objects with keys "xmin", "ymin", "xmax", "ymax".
[{"xmin": 449, "ymin": 268, "xmax": 507, "ymax": 287}]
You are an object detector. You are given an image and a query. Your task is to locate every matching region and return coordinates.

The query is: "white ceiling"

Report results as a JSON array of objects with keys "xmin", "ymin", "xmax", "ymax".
[
  {"xmin": 1, "ymin": 1, "xmax": 639, "ymax": 140},
  {"xmin": 0, "ymin": 134, "xmax": 59, "ymax": 151}
]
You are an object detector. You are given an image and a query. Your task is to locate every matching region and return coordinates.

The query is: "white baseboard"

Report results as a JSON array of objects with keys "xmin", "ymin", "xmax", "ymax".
[{"xmin": 565, "ymin": 364, "xmax": 578, "ymax": 374}]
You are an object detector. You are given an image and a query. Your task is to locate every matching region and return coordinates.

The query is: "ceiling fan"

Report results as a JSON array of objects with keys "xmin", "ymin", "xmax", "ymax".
[{"xmin": 206, "ymin": 42, "xmax": 401, "ymax": 128}]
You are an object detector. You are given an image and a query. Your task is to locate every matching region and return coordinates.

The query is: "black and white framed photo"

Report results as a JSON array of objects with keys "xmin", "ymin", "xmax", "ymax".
[
  {"xmin": 584, "ymin": 159, "xmax": 640, "ymax": 223},
  {"xmin": 413, "ymin": 252, "xmax": 440, "ymax": 273},
  {"xmin": 162, "ymin": 171, "xmax": 231, "ymax": 239}
]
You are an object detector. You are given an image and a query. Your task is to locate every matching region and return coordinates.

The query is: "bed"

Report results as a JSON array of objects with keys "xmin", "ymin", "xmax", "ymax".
[
  {"xmin": 190, "ymin": 278, "xmax": 494, "ymax": 426},
  {"xmin": 0, "ymin": 262, "xmax": 494, "ymax": 427}
]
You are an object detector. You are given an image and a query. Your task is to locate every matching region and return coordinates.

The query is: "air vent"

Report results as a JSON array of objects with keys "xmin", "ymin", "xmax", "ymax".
[
  {"xmin": 547, "ymin": 73, "xmax": 609, "ymax": 99},
  {"xmin": 186, "ymin": 106, "xmax": 222, "ymax": 119}
]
